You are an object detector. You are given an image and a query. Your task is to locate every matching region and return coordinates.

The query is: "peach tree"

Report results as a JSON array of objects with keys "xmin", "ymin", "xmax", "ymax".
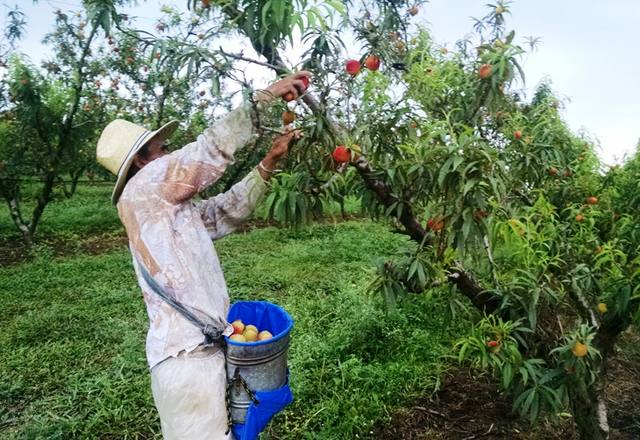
[
  {"xmin": 109, "ymin": 1, "xmax": 639, "ymax": 438},
  {"xmin": 348, "ymin": 7, "xmax": 632, "ymax": 439},
  {"xmin": 0, "ymin": 0, "xmax": 254, "ymax": 244},
  {"xmin": 0, "ymin": 5, "xmax": 114, "ymax": 245}
]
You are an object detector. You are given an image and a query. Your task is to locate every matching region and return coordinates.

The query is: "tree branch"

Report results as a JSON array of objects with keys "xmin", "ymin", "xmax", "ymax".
[
  {"xmin": 227, "ymin": 25, "xmax": 496, "ymax": 314},
  {"xmin": 217, "ymin": 47, "xmax": 286, "ymax": 72}
]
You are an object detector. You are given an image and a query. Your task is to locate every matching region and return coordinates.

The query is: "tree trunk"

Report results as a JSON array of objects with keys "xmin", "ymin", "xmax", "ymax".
[
  {"xmin": 69, "ymin": 168, "xmax": 83, "ymax": 197},
  {"xmin": 1, "ymin": 179, "xmax": 33, "ymax": 246},
  {"xmin": 571, "ymin": 374, "xmax": 610, "ymax": 440},
  {"xmin": 28, "ymin": 171, "xmax": 56, "ymax": 238},
  {"xmin": 62, "ymin": 168, "xmax": 85, "ymax": 198},
  {"xmin": 352, "ymin": 157, "xmax": 427, "ymax": 242},
  {"xmin": 7, "ymin": 195, "xmax": 33, "ymax": 246},
  {"xmin": 566, "ymin": 288, "xmax": 624, "ymax": 440},
  {"xmin": 59, "ymin": 177, "xmax": 72, "ymax": 198},
  {"xmin": 155, "ymin": 83, "xmax": 169, "ymax": 129}
]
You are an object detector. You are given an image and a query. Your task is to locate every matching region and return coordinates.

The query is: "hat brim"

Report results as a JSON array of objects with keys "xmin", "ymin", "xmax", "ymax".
[{"xmin": 111, "ymin": 120, "xmax": 179, "ymax": 205}]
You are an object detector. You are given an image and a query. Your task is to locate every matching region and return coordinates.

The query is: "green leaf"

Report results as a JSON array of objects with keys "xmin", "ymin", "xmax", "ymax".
[
  {"xmin": 275, "ymin": 198, "xmax": 286, "ymax": 221},
  {"xmin": 513, "ymin": 388, "xmax": 530, "ymax": 411},
  {"xmin": 528, "ymin": 393, "xmax": 539, "ymax": 423},
  {"xmin": 210, "ymin": 75, "xmax": 220, "ymax": 96},
  {"xmin": 416, "ymin": 263, "xmax": 426, "ymax": 287},
  {"xmin": 462, "ymin": 209, "xmax": 472, "ymax": 241},
  {"xmin": 438, "ymin": 156, "xmax": 454, "ymax": 186},
  {"xmin": 458, "ymin": 342, "xmax": 468, "ymax": 363},
  {"xmin": 463, "ymin": 178, "xmax": 477, "ymax": 196},
  {"xmin": 519, "ymin": 366, "xmax": 529, "ymax": 386},
  {"xmin": 274, "ymin": 0, "xmax": 284, "ymax": 29},
  {"xmin": 502, "ymin": 363, "xmax": 513, "ymax": 389},
  {"xmin": 408, "ymin": 259, "xmax": 418, "ymax": 280},
  {"xmin": 325, "ymin": 0, "xmax": 346, "ymax": 16}
]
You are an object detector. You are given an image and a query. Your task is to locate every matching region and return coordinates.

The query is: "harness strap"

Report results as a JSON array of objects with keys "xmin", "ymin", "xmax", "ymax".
[
  {"xmin": 135, "ymin": 257, "xmax": 240, "ymax": 433},
  {"xmin": 136, "ymin": 257, "xmax": 225, "ymax": 344}
]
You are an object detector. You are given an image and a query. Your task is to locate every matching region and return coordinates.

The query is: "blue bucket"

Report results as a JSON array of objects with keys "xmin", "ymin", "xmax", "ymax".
[{"xmin": 225, "ymin": 301, "xmax": 294, "ymax": 437}]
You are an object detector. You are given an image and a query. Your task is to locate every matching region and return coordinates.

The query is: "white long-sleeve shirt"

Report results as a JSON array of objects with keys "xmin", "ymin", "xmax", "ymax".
[{"xmin": 117, "ymin": 103, "xmax": 267, "ymax": 369}]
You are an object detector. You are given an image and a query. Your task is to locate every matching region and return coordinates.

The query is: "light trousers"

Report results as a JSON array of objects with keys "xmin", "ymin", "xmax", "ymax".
[{"xmin": 151, "ymin": 347, "xmax": 232, "ymax": 440}]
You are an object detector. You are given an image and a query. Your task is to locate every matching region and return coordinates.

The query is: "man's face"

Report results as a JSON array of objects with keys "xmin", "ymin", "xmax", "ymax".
[
  {"xmin": 133, "ymin": 138, "xmax": 169, "ymax": 169},
  {"xmin": 144, "ymin": 138, "xmax": 169, "ymax": 161}
]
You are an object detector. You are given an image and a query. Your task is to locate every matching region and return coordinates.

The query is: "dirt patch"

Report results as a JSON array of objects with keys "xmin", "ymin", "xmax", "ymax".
[
  {"xmin": 80, "ymin": 231, "xmax": 130, "ymax": 255},
  {"xmin": 606, "ymin": 330, "xmax": 640, "ymax": 439},
  {"xmin": 374, "ymin": 330, "xmax": 640, "ymax": 440},
  {"xmin": 236, "ymin": 214, "xmax": 363, "ymax": 233},
  {"xmin": 373, "ymin": 370, "xmax": 574, "ymax": 440},
  {"xmin": 0, "ymin": 214, "xmax": 364, "ymax": 265},
  {"xmin": 0, "ymin": 230, "xmax": 129, "ymax": 266},
  {"xmin": 236, "ymin": 217, "xmax": 279, "ymax": 232}
]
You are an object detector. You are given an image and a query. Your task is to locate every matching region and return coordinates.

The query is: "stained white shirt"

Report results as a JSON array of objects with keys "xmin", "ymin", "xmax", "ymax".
[{"xmin": 117, "ymin": 103, "xmax": 267, "ymax": 369}]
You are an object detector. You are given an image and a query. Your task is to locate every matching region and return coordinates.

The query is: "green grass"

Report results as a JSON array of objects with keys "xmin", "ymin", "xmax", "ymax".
[
  {"xmin": 0, "ymin": 182, "xmax": 360, "ymax": 242},
  {"xmin": 0, "ymin": 183, "xmax": 120, "ymax": 241},
  {"xmin": 0, "ymin": 218, "xmax": 466, "ymax": 439}
]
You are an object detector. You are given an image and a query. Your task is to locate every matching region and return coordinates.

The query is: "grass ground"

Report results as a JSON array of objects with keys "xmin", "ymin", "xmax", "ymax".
[
  {"xmin": 0, "ymin": 183, "xmax": 120, "ymax": 241},
  {"xmin": 2, "ymin": 184, "xmax": 638, "ymax": 440},
  {"xmin": 0, "ymin": 184, "xmax": 466, "ymax": 439}
]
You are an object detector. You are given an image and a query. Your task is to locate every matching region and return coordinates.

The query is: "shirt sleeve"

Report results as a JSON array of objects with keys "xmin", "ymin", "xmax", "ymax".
[
  {"xmin": 195, "ymin": 168, "xmax": 268, "ymax": 240},
  {"xmin": 156, "ymin": 102, "xmax": 265, "ymax": 205}
]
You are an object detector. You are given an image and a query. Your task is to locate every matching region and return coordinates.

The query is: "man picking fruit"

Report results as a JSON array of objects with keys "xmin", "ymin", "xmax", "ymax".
[{"xmin": 96, "ymin": 71, "xmax": 310, "ymax": 440}]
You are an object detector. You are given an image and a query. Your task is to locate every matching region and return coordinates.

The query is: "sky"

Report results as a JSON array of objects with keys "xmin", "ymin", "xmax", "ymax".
[{"xmin": 7, "ymin": 0, "xmax": 640, "ymax": 165}]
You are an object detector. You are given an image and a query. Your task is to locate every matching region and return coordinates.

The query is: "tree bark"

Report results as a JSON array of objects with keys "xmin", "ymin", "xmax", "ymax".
[
  {"xmin": 69, "ymin": 168, "xmax": 83, "ymax": 197},
  {"xmin": 352, "ymin": 156, "xmax": 426, "ymax": 243},
  {"xmin": 155, "ymin": 80, "xmax": 170, "ymax": 129},
  {"xmin": 447, "ymin": 264, "xmax": 501, "ymax": 314},
  {"xmin": 566, "ymin": 288, "xmax": 614, "ymax": 439},
  {"xmin": 571, "ymin": 375, "xmax": 610, "ymax": 440},
  {"xmin": 29, "ymin": 171, "xmax": 56, "ymax": 237},
  {"xmin": 0, "ymin": 177, "xmax": 33, "ymax": 245},
  {"xmin": 7, "ymin": 194, "xmax": 32, "ymax": 246}
]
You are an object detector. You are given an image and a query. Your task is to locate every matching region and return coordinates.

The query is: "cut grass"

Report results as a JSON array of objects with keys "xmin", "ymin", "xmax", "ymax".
[
  {"xmin": 0, "ymin": 184, "xmax": 466, "ymax": 438},
  {"xmin": 0, "ymin": 220, "xmax": 465, "ymax": 439},
  {"xmin": 0, "ymin": 184, "xmax": 120, "ymax": 241},
  {"xmin": 0, "ymin": 182, "xmax": 361, "ymax": 243}
]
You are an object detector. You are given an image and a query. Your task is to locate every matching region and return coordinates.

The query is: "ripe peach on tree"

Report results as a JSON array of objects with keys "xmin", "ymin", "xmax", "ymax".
[
  {"xmin": 345, "ymin": 59, "xmax": 361, "ymax": 76},
  {"xmin": 332, "ymin": 145, "xmax": 350, "ymax": 163},
  {"xmin": 364, "ymin": 55, "xmax": 380, "ymax": 71},
  {"xmin": 478, "ymin": 63, "xmax": 492, "ymax": 79}
]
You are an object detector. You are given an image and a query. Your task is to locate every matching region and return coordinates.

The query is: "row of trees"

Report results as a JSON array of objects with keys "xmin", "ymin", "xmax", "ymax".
[
  {"xmin": 2, "ymin": 1, "xmax": 638, "ymax": 439},
  {"xmin": 0, "ymin": 1, "xmax": 275, "ymax": 244}
]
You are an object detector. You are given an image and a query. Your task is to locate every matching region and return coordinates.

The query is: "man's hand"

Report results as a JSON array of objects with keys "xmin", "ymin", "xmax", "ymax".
[
  {"xmin": 256, "ymin": 71, "xmax": 313, "ymax": 103},
  {"xmin": 270, "ymin": 129, "xmax": 302, "ymax": 161},
  {"xmin": 257, "ymin": 130, "xmax": 302, "ymax": 181}
]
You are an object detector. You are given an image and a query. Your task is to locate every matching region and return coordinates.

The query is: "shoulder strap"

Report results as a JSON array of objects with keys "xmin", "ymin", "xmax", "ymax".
[{"xmin": 135, "ymin": 257, "xmax": 225, "ymax": 344}]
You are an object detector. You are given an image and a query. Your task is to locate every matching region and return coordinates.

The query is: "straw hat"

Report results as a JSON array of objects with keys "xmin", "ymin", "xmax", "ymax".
[{"xmin": 96, "ymin": 119, "xmax": 179, "ymax": 204}]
